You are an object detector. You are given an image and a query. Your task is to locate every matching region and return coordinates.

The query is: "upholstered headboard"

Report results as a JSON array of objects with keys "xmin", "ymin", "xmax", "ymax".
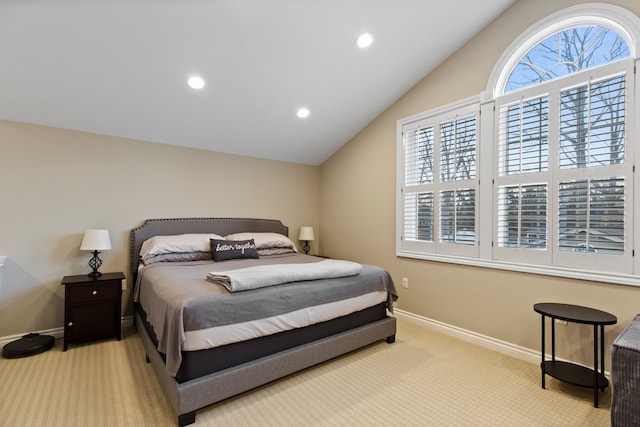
[{"xmin": 129, "ymin": 217, "xmax": 289, "ymax": 276}]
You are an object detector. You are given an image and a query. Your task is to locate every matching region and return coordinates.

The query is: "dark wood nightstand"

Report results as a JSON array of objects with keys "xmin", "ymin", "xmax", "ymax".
[{"xmin": 61, "ymin": 272, "xmax": 124, "ymax": 351}]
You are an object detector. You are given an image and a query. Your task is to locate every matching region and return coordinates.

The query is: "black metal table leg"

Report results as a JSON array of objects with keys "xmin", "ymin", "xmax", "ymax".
[
  {"xmin": 593, "ymin": 324, "xmax": 599, "ymax": 408},
  {"xmin": 551, "ymin": 316, "xmax": 556, "ymax": 361},
  {"xmin": 600, "ymin": 325, "xmax": 606, "ymax": 392},
  {"xmin": 541, "ymin": 314, "xmax": 546, "ymax": 389}
]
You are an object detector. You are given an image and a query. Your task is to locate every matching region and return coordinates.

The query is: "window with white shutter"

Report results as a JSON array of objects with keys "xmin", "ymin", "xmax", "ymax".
[
  {"xmin": 494, "ymin": 54, "xmax": 632, "ymax": 272},
  {"xmin": 397, "ymin": 4, "xmax": 639, "ymax": 284},
  {"xmin": 398, "ymin": 102, "xmax": 479, "ymax": 258}
]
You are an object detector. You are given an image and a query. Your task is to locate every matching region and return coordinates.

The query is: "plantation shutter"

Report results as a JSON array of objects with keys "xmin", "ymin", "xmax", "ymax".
[
  {"xmin": 559, "ymin": 75, "xmax": 626, "ymax": 169},
  {"xmin": 495, "ymin": 94, "xmax": 550, "ymax": 260},
  {"xmin": 558, "ymin": 177, "xmax": 625, "ymax": 254},
  {"xmin": 499, "ymin": 96, "xmax": 549, "ymax": 176},
  {"xmin": 402, "ymin": 123, "xmax": 435, "ymax": 243},
  {"xmin": 399, "ymin": 104, "xmax": 479, "ymax": 257},
  {"xmin": 440, "ymin": 188, "xmax": 476, "ymax": 245},
  {"xmin": 494, "ymin": 66, "xmax": 632, "ymax": 272},
  {"xmin": 497, "ymin": 184, "xmax": 547, "ymax": 249},
  {"xmin": 555, "ymin": 73, "xmax": 630, "ymax": 272}
]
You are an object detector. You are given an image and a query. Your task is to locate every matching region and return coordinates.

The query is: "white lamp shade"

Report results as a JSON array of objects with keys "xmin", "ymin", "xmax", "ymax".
[
  {"xmin": 298, "ymin": 226, "xmax": 315, "ymax": 241},
  {"xmin": 80, "ymin": 229, "xmax": 112, "ymax": 251}
]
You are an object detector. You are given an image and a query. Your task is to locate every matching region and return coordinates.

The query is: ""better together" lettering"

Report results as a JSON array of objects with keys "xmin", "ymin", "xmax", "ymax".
[{"xmin": 216, "ymin": 241, "xmax": 256, "ymax": 254}]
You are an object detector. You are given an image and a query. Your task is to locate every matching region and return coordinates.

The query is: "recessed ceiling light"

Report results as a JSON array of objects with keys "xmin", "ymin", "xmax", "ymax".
[
  {"xmin": 187, "ymin": 76, "xmax": 205, "ymax": 89},
  {"xmin": 297, "ymin": 108, "xmax": 310, "ymax": 119},
  {"xmin": 356, "ymin": 31, "xmax": 374, "ymax": 49}
]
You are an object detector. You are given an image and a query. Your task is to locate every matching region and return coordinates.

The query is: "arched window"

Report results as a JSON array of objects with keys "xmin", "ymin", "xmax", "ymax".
[
  {"xmin": 505, "ymin": 25, "xmax": 630, "ymax": 93},
  {"xmin": 490, "ymin": 5, "xmax": 638, "ymax": 275}
]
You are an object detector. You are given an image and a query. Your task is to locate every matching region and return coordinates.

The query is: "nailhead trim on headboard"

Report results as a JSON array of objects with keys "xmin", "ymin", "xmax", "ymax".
[{"xmin": 129, "ymin": 217, "xmax": 289, "ymax": 277}]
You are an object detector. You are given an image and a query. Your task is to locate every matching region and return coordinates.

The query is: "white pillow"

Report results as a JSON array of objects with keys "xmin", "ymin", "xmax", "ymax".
[
  {"xmin": 224, "ymin": 232, "xmax": 297, "ymax": 252},
  {"xmin": 140, "ymin": 233, "xmax": 224, "ymax": 262}
]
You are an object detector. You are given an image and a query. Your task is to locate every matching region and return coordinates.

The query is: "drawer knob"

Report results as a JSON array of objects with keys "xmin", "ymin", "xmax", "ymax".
[
  {"xmin": 68, "ymin": 322, "xmax": 73, "ymax": 327},
  {"xmin": 92, "ymin": 290, "xmax": 98, "ymax": 295}
]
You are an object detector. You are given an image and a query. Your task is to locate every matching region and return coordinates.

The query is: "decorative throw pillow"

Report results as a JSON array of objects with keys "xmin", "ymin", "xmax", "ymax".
[
  {"xmin": 224, "ymin": 232, "xmax": 297, "ymax": 252},
  {"xmin": 211, "ymin": 239, "xmax": 260, "ymax": 261}
]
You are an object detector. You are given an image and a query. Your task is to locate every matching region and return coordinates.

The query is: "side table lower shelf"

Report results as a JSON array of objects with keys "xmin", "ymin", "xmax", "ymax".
[{"xmin": 542, "ymin": 361, "xmax": 609, "ymax": 389}]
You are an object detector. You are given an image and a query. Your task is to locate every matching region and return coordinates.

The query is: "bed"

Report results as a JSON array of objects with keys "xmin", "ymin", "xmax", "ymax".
[{"xmin": 130, "ymin": 217, "xmax": 398, "ymax": 426}]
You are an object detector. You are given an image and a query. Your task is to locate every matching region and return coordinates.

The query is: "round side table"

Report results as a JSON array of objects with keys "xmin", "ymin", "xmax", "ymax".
[{"xmin": 533, "ymin": 302, "xmax": 616, "ymax": 408}]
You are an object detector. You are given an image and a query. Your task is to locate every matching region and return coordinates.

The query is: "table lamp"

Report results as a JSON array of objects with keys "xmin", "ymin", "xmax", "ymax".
[
  {"xmin": 80, "ymin": 229, "xmax": 111, "ymax": 277},
  {"xmin": 298, "ymin": 226, "xmax": 315, "ymax": 255}
]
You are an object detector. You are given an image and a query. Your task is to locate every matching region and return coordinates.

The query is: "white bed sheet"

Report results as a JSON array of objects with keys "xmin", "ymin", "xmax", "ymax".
[{"xmin": 183, "ymin": 290, "xmax": 387, "ymax": 351}]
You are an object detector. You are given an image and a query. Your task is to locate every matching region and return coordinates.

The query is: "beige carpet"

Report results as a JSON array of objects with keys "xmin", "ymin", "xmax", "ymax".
[{"xmin": 0, "ymin": 319, "xmax": 611, "ymax": 426}]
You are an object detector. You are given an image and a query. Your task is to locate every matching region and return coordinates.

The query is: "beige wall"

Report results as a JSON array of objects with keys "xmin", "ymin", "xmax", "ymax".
[
  {"xmin": 0, "ymin": 120, "xmax": 319, "ymax": 337},
  {"xmin": 320, "ymin": 0, "xmax": 640, "ymax": 368}
]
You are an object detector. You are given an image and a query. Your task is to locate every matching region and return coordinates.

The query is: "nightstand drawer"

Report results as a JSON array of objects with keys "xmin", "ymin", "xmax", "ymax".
[{"xmin": 66, "ymin": 281, "xmax": 118, "ymax": 303}]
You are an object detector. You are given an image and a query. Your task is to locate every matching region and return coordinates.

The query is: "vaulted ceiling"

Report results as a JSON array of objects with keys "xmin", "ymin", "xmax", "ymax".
[{"xmin": 0, "ymin": 0, "xmax": 515, "ymax": 165}]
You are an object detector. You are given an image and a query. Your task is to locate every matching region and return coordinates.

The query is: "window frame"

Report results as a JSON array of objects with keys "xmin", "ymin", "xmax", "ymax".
[
  {"xmin": 492, "ymin": 60, "xmax": 634, "ymax": 273},
  {"xmin": 397, "ymin": 97, "xmax": 480, "ymax": 260},
  {"xmin": 396, "ymin": 4, "xmax": 640, "ymax": 286}
]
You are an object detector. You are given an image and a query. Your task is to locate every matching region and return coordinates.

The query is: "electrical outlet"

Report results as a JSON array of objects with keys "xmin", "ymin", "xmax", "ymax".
[
  {"xmin": 402, "ymin": 277, "xmax": 409, "ymax": 288},
  {"xmin": 556, "ymin": 319, "xmax": 568, "ymax": 325},
  {"xmin": 122, "ymin": 279, "xmax": 127, "ymax": 291}
]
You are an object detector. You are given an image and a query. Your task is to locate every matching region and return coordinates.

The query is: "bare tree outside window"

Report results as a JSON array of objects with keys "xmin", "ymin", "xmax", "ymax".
[
  {"xmin": 440, "ymin": 116, "xmax": 476, "ymax": 182},
  {"xmin": 440, "ymin": 116, "xmax": 477, "ymax": 244},
  {"xmin": 505, "ymin": 26, "xmax": 629, "ymax": 93}
]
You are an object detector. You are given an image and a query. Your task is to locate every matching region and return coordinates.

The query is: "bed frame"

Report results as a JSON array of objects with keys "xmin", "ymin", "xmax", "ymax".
[{"xmin": 130, "ymin": 218, "xmax": 397, "ymax": 426}]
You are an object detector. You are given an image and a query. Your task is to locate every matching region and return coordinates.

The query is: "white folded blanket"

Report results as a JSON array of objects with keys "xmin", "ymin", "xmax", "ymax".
[{"xmin": 207, "ymin": 259, "xmax": 364, "ymax": 292}]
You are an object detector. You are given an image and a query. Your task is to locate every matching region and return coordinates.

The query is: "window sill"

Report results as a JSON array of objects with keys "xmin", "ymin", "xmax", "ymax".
[{"xmin": 397, "ymin": 250, "xmax": 640, "ymax": 287}]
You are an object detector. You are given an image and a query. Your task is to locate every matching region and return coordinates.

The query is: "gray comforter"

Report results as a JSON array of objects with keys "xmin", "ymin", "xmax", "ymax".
[{"xmin": 134, "ymin": 254, "xmax": 397, "ymax": 377}]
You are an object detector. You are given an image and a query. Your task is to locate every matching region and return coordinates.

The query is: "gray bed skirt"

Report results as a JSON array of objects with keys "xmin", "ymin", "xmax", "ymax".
[{"xmin": 136, "ymin": 310, "xmax": 396, "ymax": 426}]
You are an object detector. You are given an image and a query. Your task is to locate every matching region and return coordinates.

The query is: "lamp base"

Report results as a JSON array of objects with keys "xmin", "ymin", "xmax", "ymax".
[
  {"xmin": 303, "ymin": 241, "xmax": 310, "ymax": 255},
  {"xmin": 87, "ymin": 250, "xmax": 103, "ymax": 277}
]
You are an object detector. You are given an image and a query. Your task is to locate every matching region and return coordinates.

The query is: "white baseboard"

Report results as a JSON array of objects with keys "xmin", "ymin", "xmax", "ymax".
[
  {"xmin": 395, "ymin": 309, "xmax": 612, "ymax": 377},
  {"xmin": 0, "ymin": 316, "xmax": 134, "ymax": 348},
  {"xmin": 395, "ymin": 309, "xmax": 541, "ymax": 366}
]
